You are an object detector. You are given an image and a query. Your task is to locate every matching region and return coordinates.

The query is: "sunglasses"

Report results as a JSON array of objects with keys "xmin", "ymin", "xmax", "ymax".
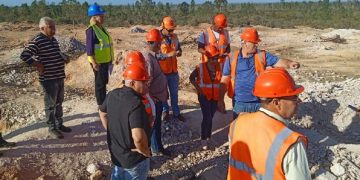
[{"xmin": 167, "ymin": 29, "xmax": 174, "ymax": 32}]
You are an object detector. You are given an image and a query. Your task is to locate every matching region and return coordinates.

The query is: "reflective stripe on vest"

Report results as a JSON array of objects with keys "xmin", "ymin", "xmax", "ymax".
[
  {"xmin": 229, "ymin": 157, "xmax": 263, "ymax": 180},
  {"xmin": 90, "ymin": 25, "xmax": 114, "ymax": 63},
  {"xmin": 227, "ymin": 49, "xmax": 266, "ymax": 98}
]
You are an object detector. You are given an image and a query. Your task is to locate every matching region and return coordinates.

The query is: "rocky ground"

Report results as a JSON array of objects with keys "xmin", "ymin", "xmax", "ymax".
[{"xmin": 0, "ymin": 22, "xmax": 359, "ymax": 179}]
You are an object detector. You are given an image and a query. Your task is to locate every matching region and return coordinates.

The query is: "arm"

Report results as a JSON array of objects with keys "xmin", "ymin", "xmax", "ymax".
[
  {"xmin": 189, "ymin": 68, "xmax": 203, "ymax": 95},
  {"xmin": 20, "ymin": 37, "xmax": 44, "ymax": 74},
  {"xmin": 131, "ymin": 128, "xmax": 151, "ymax": 157},
  {"xmin": 274, "ymin": 58, "xmax": 300, "ymax": 69},
  {"xmin": 197, "ymin": 32, "xmax": 206, "ymax": 55},
  {"xmin": 283, "ymin": 141, "xmax": 311, "ymax": 180},
  {"xmin": 86, "ymin": 28, "xmax": 99, "ymax": 71},
  {"xmin": 217, "ymin": 57, "xmax": 231, "ymax": 113},
  {"xmin": 175, "ymin": 35, "xmax": 182, "ymax": 57},
  {"xmin": 98, "ymin": 110, "xmax": 108, "ymax": 130}
]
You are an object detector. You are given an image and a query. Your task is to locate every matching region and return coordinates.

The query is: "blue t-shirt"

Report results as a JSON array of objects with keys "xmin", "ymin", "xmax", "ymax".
[{"xmin": 223, "ymin": 50, "xmax": 279, "ymax": 103}]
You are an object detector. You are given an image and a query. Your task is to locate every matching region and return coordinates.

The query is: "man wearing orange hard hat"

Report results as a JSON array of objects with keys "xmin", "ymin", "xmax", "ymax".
[
  {"xmin": 218, "ymin": 27, "xmax": 301, "ymax": 119},
  {"xmin": 227, "ymin": 68, "xmax": 311, "ymax": 180},
  {"xmin": 198, "ymin": 13, "xmax": 231, "ymax": 69},
  {"xmin": 158, "ymin": 16, "xmax": 185, "ymax": 122},
  {"xmin": 143, "ymin": 28, "xmax": 171, "ymax": 156},
  {"xmin": 99, "ymin": 61, "xmax": 152, "ymax": 179}
]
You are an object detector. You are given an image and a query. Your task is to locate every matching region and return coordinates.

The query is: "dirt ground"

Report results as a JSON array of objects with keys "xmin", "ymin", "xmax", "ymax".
[{"xmin": 0, "ymin": 22, "xmax": 359, "ymax": 179}]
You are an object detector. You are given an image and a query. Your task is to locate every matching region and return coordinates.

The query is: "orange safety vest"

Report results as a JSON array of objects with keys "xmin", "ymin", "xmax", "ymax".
[
  {"xmin": 201, "ymin": 27, "xmax": 229, "ymax": 64},
  {"xmin": 196, "ymin": 63, "xmax": 222, "ymax": 101},
  {"xmin": 227, "ymin": 49, "xmax": 266, "ymax": 98},
  {"xmin": 159, "ymin": 34, "xmax": 179, "ymax": 74},
  {"xmin": 227, "ymin": 112, "xmax": 308, "ymax": 180},
  {"xmin": 142, "ymin": 96, "xmax": 152, "ymax": 118}
]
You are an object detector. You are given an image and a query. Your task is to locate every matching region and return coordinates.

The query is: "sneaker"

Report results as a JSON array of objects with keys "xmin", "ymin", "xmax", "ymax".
[
  {"xmin": 174, "ymin": 114, "xmax": 186, "ymax": 122},
  {"xmin": 162, "ymin": 111, "xmax": 170, "ymax": 121},
  {"xmin": 59, "ymin": 125, "xmax": 72, "ymax": 133},
  {"xmin": 0, "ymin": 138, "xmax": 16, "ymax": 148},
  {"xmin": 201, "ymin": 140, "xmax": 208, "ymax": 150},
  {"xmin": 49, "ymin": 129, "xmax": 64, "ymax": 139}
]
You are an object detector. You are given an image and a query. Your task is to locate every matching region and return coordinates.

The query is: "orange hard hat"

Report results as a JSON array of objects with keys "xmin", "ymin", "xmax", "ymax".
[
  {"xmin": 214, "ymin": 13, "xmax": 227, "ymax": 28},
  {"xmin": 240, "ymin": 27, "xmax": 261, "ymax": 44},
  {"xmin": 123, "ymin": 64, "xmax": 150, "ymax": 81},
  {"xmin": 205, "ymin": 45, "xmax": 220, "ymax": 58},
  {"xmin": 253, "ymin": 68, "xmax": 304, "ymax": 98},
  {"xmin": 124, "ymin": 51, "xmax": 146, "ymax": 66},
  {"xmin": 146, "ymin": 28, "xmax": 162, "ymax": 42},
  {"xmin": 162, "ymin": 16, "xmax": 176, "ymax": 30}
]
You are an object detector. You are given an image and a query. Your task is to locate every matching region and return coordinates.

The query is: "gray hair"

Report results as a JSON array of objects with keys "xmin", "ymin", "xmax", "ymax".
[
  {"xmin": 39, "ymin": 17, "xmax": 55, "ymax": 29},
  {"xmin": 124, "ymin": 79, "xmax": 133, "ymax": 86}
]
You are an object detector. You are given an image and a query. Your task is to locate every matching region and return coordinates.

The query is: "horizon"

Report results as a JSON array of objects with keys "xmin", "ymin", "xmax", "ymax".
[{"xmin": 1, "ymin": 0, "xmax": 320, "ymax": 7}]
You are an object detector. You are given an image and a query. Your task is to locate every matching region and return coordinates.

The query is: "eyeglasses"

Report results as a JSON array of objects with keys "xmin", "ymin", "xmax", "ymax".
[
  {"xmin": 280, "ymin": 95, "xmax": 300, "ymax": 102},
  {"xmin": 167, "ymin": 29, "xmax": 174, "ymax": 32}
]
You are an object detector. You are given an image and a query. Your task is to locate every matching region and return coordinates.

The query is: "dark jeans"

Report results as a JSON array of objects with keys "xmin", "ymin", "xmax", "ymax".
[
  {"xmin": 93, "ymin": 63, "xmax": 109, "ymax": 105},
  {"xmin": 198, "ymin": 95, "xmax": 217, "ymax": 140},
  {"xmin": 151, "ymin": 101, "xmax": 164, "ymax": 152},
  {"xmin": 40, "ymin": 79, "xmax": 64, "ymax": 130}
]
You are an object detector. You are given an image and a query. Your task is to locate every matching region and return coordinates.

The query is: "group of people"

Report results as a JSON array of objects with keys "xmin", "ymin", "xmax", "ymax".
[{"xmin": 7, "ymin": 3, "xmax": 312, "ymax": 180}]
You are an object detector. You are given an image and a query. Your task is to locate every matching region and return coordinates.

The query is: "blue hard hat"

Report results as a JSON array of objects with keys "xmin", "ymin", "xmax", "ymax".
[{"xmin": 88, "ymin": 4, "xmax": 105, "ymax": 17}]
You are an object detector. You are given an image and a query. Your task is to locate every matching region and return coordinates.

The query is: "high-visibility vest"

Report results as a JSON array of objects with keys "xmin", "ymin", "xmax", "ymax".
[
  {"xmin": 227, "ymin": 112, "xmax": 308, "ymax": 180},
  {"xmin": 88, "ymin": 25, "xmax": 114, "ymax": 64},
  {"xmin": 196, "ymin": 63, "xmax": 222, "ymax": 101},
  {"xmin": 201, "ymin": 27, "xmax": 229, "ymax": 64},
  {"xmin": 227, "ymin": 49, "xmax": 266, "ymax": 98},
  {"xmin": 159, "ymin": 34, "xmax": 179, "ymax": 74},
  {"xmin": 142, "ymin": 96, "xmax": 153, "ymax": 118}
]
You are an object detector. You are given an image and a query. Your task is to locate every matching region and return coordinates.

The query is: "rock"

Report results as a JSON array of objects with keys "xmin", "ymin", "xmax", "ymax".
[
  {"xmin": 86, "ymin": 163, "xmax": 99, "ymax": 174},
  {"xmin": 36, "ymin": 175, "xmax": 45, "ymax": 180},
  {"xmin": 330, "ymin": 163, "xmax": 346, "ymax": 176},
  {"xmin": 89, "ymin": 170, "xmax": 104, "ymax": 180},
  {"xmin": 130, "ymin": 27, "xmax": 146, "ymax": 33},
  {"xmin": 314, "ymin": 168, "xmax": 337, "ymax": 180}
]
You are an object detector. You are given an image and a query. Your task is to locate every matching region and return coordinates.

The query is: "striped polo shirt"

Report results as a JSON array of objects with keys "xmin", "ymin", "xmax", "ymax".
[{"xmin": 20, "ymin": 33, "xmax": 65, "ymax": 81}]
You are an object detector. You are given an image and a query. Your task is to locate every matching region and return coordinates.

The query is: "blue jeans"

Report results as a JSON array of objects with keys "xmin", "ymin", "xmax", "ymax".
[
  {"xmin": 111, "ymin": 158, "xmax": 150, "ymax": 180},
  {"xmin": 233, "ymin": 101, "xmax": 261, "ymax": 119},
  {"xmin": 40, "ymin": 79, "xmax": 64, "ymax": 130},
  {"xmin": 163, "ymin": 73, "xmax": 180, "ymax": 117},
  {"xmin": 198, "ymin": 95, "xmax": 217, "ymax": 140},
  {"xmin": 151, "ymin": 101, "xmax": 164, "ymax": 152}
]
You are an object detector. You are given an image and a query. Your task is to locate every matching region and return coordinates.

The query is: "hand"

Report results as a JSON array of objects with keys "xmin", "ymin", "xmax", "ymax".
[
  {"xmin": 219, "ymin": 53, "xmax": 228, "ymax": 58},
  {"xmin": 217, "ymin": 100, "xmax": 226, "ymax": 114},
  {"xmin": 167, "ymin": 51, "xmax": 176, "ymax": 57},
  {"xmin": 131, "ymin": 148, "xmax": 151, "ymax": 157},
  {"xmin": 91, "ymin": 62, "xmax": 99, "ymax": 71},
  {"xmin": 289, "ymin": 61, "xmax": 300, "ymax": 69},
  {"xmin": 33, "ymin": 61, "xmax": 44, "ymax": 75}
]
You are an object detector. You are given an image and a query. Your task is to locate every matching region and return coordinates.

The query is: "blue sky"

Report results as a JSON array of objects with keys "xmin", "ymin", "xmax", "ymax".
[{"xmin": 1, "ymin": 0, "xmax": 316, "ymax": 6}]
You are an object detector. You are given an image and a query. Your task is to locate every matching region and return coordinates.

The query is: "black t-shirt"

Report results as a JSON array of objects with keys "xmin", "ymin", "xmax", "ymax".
[{"xmin": 99, "ymin": 86, "xmax": 151, "ymax": 168}]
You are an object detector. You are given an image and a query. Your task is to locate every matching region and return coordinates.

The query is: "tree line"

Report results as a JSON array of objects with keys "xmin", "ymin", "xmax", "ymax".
[{"xmin": 1, "ymin": 0, "xmax": 360, "ymax": 29}]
